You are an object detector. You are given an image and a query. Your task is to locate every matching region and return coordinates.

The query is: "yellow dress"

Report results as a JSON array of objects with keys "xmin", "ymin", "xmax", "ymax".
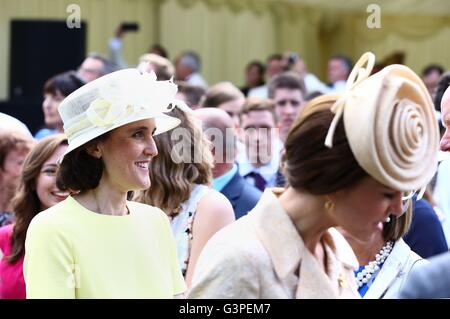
[{"xmin": 24, "ymin": 196, "xmax": 186, "ymax": 298}]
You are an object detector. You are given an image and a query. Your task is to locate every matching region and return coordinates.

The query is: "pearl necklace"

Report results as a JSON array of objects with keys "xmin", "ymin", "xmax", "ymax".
[{"xmin": 355, "ymin": 241, "xmax": 394, "ymax": 288}]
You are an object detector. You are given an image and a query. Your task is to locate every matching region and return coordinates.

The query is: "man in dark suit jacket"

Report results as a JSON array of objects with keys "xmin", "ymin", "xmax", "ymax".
[
  {"xmin": 194, "ymin": 108, "xmax": 262, "ymax": 219},
  {"xmin": 403, "ymin": 197, "xmax": 448, "ymax": 259},
  {"xmin": 221, "ymin": 168, "xmax": 262, "ymax": 219}
]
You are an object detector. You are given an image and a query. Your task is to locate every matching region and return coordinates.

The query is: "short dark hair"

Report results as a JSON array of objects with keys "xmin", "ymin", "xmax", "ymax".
[
  {"xmin": 433, "ymin": 72, "xmax": 450, "ymax": 112},
  {"xmin": 267, "ymin": 72, "xmax": 306, "ymax": 99},
  {"xmin": 56, "ymin": 133, "xmax": 109, "ymax": 192},
  {"xmin": 149, "ymin": 44, "xmax": 169, "ymax": 59},
  {"xmin": 330, "ymin": 54, "xmax": 353, "ymax": 75},
  {"xmin": 267, "ymin": 54, "xmax": 283, "ymax": 64},
  {"xmin": 43, "ymin": 71, "xmax": 85, "ymax": 97},
  {"xmin": 422, "ymin": 64, "xmax": 444, "ymax": 77}
]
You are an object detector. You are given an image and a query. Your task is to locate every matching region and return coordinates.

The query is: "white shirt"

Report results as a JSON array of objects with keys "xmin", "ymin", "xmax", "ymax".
[
  {"xmin": 303, "ymin": 73, "xmax": 331, "ymax": 94},
  {"xmin": 247, "ymin": 85, "xmax": 268, "ymax": 98},
  {"xmin": 238, "ymin": 139, "xmax": 283, "ymax": 188},
  {"xmin": 328, "ymin": 80, "xmax": 347, "ymax": 93},
  {"xmin": 186, "ymin": 73, "xmax": 208, "ymax": 89}
]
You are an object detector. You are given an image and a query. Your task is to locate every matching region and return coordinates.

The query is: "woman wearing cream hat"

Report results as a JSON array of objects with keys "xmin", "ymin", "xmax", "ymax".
[
  {"xmin": 23, "ymin": 69, "xmax": 185, "ymax": 298},
  {"xmin": 188, "ymin": 52, "xmax": 439, "ymax": 298}
]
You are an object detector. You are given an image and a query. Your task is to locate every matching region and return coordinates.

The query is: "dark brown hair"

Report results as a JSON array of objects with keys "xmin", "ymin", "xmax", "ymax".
[
  {"xmin": 43, "ymin": 71, "xmax": 85, "ymax": 97},
  {"xmin": 283, "ymin": 95, "xmax": 413, "ymax": 241},
  {"xmin": 8, "ymin": 134, "xmax": 67, "ymax": 263},
  {"xmin": 282, "ymin": 96, "xmax": 367, "ymax": 194},
  {"xmin": 56, "ymin": 133, "xmax": 109, "ymax": 192},
  {"xmin": 267, "ymin": 72, "xmax": 306, "ymax": 99}
]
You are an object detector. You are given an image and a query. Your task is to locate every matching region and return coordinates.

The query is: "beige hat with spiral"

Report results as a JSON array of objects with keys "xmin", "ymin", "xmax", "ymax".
[{"xmin": 306, "ymin": 52, "xmax": 440, "ymax": 192}]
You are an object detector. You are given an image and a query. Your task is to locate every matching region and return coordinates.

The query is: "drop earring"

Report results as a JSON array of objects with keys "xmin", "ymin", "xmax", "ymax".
[{"xmin": 324, "ymin": 201, "xmax": 335, "ymax": 211}]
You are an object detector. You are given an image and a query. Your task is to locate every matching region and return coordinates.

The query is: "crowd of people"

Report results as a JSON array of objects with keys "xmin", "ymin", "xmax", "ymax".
[{"xmin": 1, "ymin": 28, "xmax": 450, "ymax": 299}]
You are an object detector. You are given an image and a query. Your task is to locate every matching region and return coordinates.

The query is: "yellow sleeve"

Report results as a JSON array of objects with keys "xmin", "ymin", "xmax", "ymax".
[
  {"xmin": 24, "ymin": 214, "xmax": 76, "ymax": 299},
  {"xmin": 159, "ymin": 211, "xmax": 187, "ymax": 296}
]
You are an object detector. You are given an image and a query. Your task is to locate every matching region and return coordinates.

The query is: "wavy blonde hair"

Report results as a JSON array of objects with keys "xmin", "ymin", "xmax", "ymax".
[{"xmin": 135, "ymin": 107, "xmax": 213, "ymax": 213}]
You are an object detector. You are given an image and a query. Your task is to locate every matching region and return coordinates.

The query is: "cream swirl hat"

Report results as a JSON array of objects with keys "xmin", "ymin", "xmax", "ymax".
[
  {"xmin": 58, "ymin": 68, "xmax": 182, "ymax": 156},
  {"xmin": 301, "ymin": 52, "xmax": 439, "ymax": 192}
]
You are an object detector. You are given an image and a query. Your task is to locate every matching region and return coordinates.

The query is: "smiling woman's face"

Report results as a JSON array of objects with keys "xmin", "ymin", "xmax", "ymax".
[
  {"xmin": 36, "ymin": 144, "xmax": 69, "ymax": 211},
  {"xmin": 95, "ymin": 119, "xmax": 159, "ymax": 193}
]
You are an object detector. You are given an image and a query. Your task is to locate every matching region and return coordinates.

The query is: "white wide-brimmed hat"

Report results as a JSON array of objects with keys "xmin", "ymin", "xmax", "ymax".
[{"xmin": 58, "ymin": 68, "xmax": 181, "ymax": 156}]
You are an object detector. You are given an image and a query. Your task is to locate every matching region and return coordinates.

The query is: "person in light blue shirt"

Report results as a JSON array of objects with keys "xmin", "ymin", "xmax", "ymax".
[
  {"xmin": 194, "ymin": 108, "xmax": 261, "ymax": 219},
  {"xmin": 35, "ymin": 71, "xmax": 85, "ymax": 140}
]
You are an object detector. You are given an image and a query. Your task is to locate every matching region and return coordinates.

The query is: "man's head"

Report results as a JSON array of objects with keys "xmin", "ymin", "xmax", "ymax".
[
  {"xmin": 422, "ymin": 64, "xmax": 444, "ymax": 96},
  {"xmin": 0, "ymin": 128, "xmax": 34, "ymax": 207},
  {"xmin": 137, "ymin": 53, "xmax": 174, "ymax": 80},
  {"xmin": 201, "ymin": 82, "xmax": 245, "ymax": 129},
  {"xmin": 175, "ymin": 51, "xmax": 201, "ymax": 82},
  {"xmin": 241, "ymin": 98, "xmax": 277, "ymax": 167},
  {"xmin": 77, "ymin": 53, "xmax": 116, "ymax": 82},
  {"xmin": 439, "ymin": 86, "xmax": 450, "ymax": 152},
  {"xmin": 193, "ymin": 108, "xmax": 236, "ymax": 178},
  {"xmin": 327, "ymin": 54, "xmax": 352, "ymax": 84},
  {"xmin": 266, "ymin": 54, "xmax": 284, "ymax": 80},
  {"xmin": 175, "ymin": 82, "xmax": 206, "ymax": 110},
  {"xmin": 268, "ymin": 72, "xmax": 306, "ymax": 142}
]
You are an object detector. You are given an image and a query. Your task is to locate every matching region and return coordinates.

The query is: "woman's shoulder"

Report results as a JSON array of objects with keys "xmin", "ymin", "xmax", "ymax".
[
  {"xmin": 197, "ymin": 188, "xmax": 233, "ymax": 213},
  {"xmin": 201, "ymin": 214, "xmax": 264, "ymax": 257},
  {"xmin": 194, "ymin": 189, "xmax": 235, "ymax": 225}
]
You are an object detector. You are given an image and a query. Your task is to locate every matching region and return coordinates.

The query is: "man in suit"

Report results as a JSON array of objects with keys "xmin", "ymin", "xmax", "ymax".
[
  {"xmin": 194, "ymin": 108, "xmax": 262, "ymax": 219},
  {"xmin": 238, "ymin": 98, "xmax": 283, "ymax": 191},
  {"xmin": 398, "ymin": 85, "xmax": 450, "ymax": 299}
]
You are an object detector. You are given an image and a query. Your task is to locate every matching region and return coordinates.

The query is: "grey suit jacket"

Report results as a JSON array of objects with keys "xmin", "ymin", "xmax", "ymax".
[{"xmin": 398, "ymin": 251, "xmax": 450, "ymax": 298}]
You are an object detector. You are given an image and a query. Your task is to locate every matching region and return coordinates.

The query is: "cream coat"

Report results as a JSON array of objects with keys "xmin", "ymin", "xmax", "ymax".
[{"xmin": 188, "ymin": 189, "xmax": 360, "ymax": 299}]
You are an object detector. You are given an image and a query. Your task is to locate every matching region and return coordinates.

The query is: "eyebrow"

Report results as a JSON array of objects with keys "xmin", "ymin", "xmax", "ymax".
[
  {"xmin": 128, "ymin": 126, "xmax": 157, "ymax": 135},
  {"xmin": 42, "ymin": 163, "xmax": 58, "ymax": 169}
]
